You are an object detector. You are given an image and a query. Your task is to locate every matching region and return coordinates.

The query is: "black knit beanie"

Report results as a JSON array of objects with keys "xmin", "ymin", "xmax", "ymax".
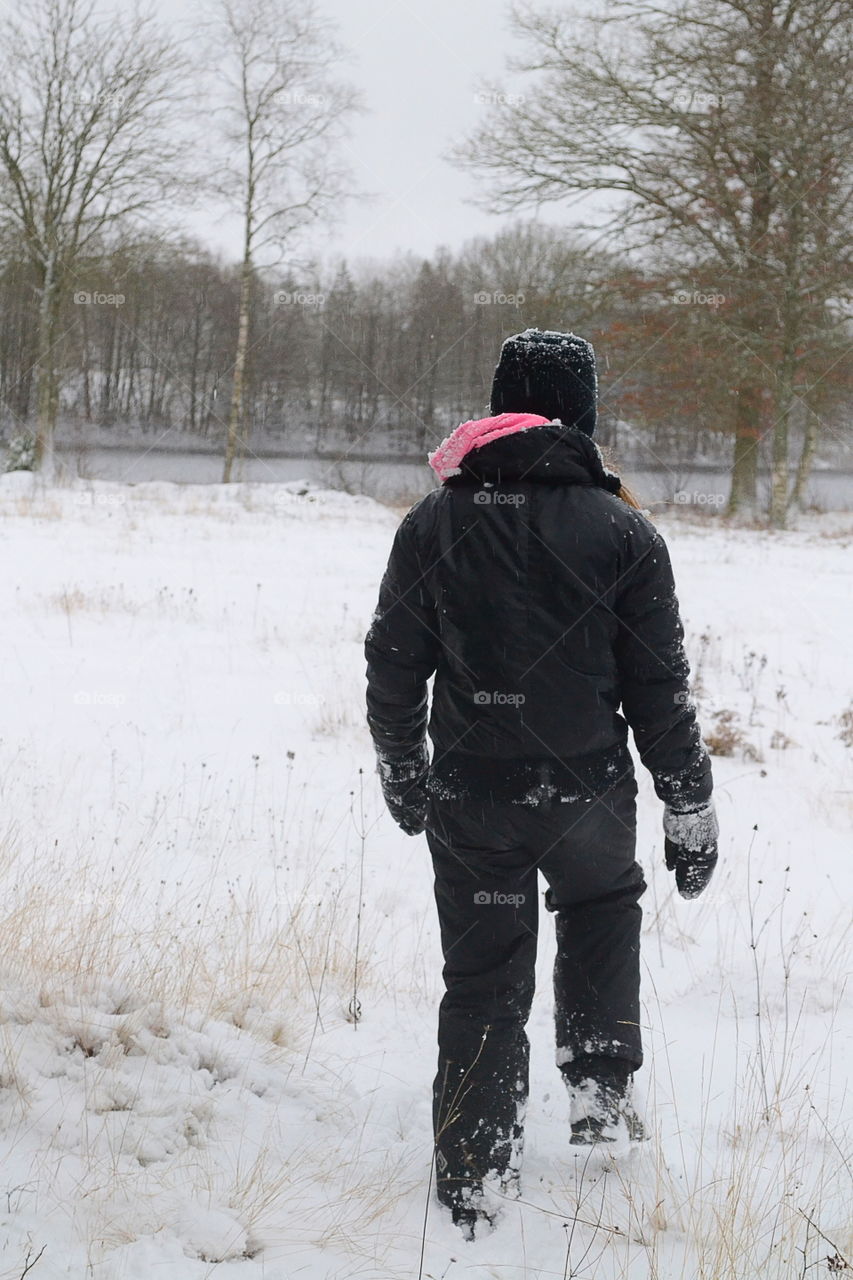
[{"xmin": 489, "ymin": 328, "xmax": 598, "ymax": 436}]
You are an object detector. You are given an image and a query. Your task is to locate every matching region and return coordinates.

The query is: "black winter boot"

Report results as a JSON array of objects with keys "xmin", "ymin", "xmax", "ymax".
[
  {"xmin": 451, "ymin": 1200, "xmax": 497, "ymax": 1242},
  {"xmin": 445, "ymin": 1182, "xmax": 498, "ymax": 1241},
  {"xmin": 562, "ymin": 1056, "xmax": 647, "ymax": 1146}
]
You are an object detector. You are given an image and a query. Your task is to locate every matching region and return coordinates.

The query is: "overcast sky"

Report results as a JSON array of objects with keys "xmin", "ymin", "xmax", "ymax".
[{"xmin": 170, "ymin": 0, "xmax": 527, "ymax": 270}]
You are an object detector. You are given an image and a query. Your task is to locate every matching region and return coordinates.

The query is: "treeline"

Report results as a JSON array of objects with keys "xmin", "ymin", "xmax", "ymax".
[
  {"xmin": 1, "ymin": 0, "xmax": 850, "ymax": 520},
  {"xmin": 1, "ymin": 220, "xmax": 846, "ymax": 478}
]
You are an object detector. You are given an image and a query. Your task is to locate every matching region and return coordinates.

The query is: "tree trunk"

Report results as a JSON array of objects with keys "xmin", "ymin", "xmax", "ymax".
[
  {"xmin": 189, "ymin": 307, "xmax": 201, "ymax": 432},
  {"xmin": 769, "ymin": 198, "xmax": 806, "ymax": 529},
  {"xmin": 790, "ymin": 409, "xmax": 819, "ymax": 510},
  {"xmin": 728, "ymin": 9, "xmax": 775, "ymax": 523},
  {"xmin": 223, "ymin": 255, "xmax": 252, "ymax": 483},
  {"xmin": 727, "ymin": 384, "xmax": 760, "ymax": 515},
  {"xmin": 769, "ymin": 356, "xmax": 798, "ymax": 529},
  {"xmin": 81, "ymin": 301, "xmax": 92, "ymax": 423},
  {"xmin": 34, "ymin": 253, "xmax": 62, "ymax": 477},
  {"xmin": 101, "ymin": 310, "xmax": 117, "ymax": 423},
  {"xmin": 769, "ymin": 401, "xmax": 789, "ymax": 528}
]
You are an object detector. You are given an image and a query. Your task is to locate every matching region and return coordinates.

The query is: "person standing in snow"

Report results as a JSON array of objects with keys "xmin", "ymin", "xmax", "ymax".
[{"xmin": 363, "ymin": 328, "xmax": 718, "ymax": 1239}]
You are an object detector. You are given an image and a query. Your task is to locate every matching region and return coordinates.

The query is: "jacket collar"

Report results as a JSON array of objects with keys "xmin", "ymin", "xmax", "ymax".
[{"xmin": 442, "ymin": 419, "xmax": 622, "ymax": 491}]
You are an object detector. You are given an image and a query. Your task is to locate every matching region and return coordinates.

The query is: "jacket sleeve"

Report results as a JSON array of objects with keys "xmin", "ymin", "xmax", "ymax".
[
  {"xmin": 613, "ymin": 528, "xmax": 713, "ymax": 809},
  {"xmin": 364, "ymin": 506, "xmax": 440, "ymax": 759}
]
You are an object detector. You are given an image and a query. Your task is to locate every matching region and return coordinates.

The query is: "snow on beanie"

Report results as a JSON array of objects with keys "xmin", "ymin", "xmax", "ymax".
[{"xmin": 489, "ymin": 328, "xmax": 598, "ymax": 437}]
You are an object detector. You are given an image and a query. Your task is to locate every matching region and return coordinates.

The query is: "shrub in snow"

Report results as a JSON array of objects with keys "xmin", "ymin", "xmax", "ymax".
[
  {"xmin": 838, "ymin": 704, "xmax": 853, "ymax": 748},
  {"xmin": 3, "ymin": 433, "xmax": 36, "ymax": 472},
  {"xmin": 705, "ymin": 707, "xmax": 762, "ymax": 760}
]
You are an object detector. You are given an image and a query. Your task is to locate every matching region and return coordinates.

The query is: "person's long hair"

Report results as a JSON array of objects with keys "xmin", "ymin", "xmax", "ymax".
[
  {"xmin": 616, "ymin": 480, "xmax": 643, "ymax": 510},
  {"xmin": 599, "ymin": 442, "xmax": 644, "ymax": 514}
]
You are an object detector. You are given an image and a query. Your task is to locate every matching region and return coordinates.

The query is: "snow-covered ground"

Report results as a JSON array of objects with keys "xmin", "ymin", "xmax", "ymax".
[{"xmin": 0, "ymin": 472, "xmax": 850, "ymax": 1279}]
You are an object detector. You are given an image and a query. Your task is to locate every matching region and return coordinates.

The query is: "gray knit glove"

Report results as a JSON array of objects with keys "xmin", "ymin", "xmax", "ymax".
[{"xmin": 663, "ymin": 800, "xmax": 719, "ymax": 899}]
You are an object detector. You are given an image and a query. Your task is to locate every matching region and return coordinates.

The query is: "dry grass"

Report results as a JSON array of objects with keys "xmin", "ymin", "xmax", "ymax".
[
  {"xmin": 0, "ymin": 819, "xmax": 382, "ymax": 1052},
  {"xmin": 0, "ymin": 856, "xmax": 846, "ymax": 1275},
  {"xmin": 40, "ymin": 582, "xmax": 200, "ymax": 621},
  {"xmin": 704, "ymin": 707, "xmax": 763, "ymax": 760}
]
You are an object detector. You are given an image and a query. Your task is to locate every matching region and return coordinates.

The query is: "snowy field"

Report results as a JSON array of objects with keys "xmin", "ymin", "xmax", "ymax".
[{"xmin": 0, "ymin": 472, "xmax": 850, "ymax": 1280}]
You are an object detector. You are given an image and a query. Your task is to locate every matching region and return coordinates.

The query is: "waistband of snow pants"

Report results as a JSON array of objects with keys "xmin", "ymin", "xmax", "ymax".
[{"xmin": 425, "ymin": 741, "xmax": 635, "ymax": 805}]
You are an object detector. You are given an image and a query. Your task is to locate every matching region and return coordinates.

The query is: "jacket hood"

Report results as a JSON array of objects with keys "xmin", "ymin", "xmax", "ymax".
[{"xmin": 432, "ymin": 414, "xmax": 622, "ymax": 492}]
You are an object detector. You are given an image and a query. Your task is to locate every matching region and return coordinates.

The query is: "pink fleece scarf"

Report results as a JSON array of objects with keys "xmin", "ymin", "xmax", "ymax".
[{"xmin": 428, "ymin": 412, "xmax": 552, "ymax": 482}]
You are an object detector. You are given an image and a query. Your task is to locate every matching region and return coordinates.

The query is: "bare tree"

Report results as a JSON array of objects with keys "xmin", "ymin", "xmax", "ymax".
[
  {"xmin": 451, "ymin": 0, "xmax": 853, "ymax": 525},
  {"xmin": 0, "ymin": 0, "xmax": 194, "ymax": 475},
  {"xmin": 209, "ymin": 0, "xmax": 362, "ymax": 483}
]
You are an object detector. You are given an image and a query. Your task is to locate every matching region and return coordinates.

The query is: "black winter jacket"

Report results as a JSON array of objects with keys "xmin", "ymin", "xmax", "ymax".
[{"xmin": 364, "ymin": 423, "xmax": 713, "ymax": 808}]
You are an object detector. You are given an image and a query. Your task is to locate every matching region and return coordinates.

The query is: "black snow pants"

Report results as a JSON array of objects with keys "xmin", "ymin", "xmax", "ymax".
[{"xmin": 424, "ymin": 768, "xmax": 646, "ymax": 1208}]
